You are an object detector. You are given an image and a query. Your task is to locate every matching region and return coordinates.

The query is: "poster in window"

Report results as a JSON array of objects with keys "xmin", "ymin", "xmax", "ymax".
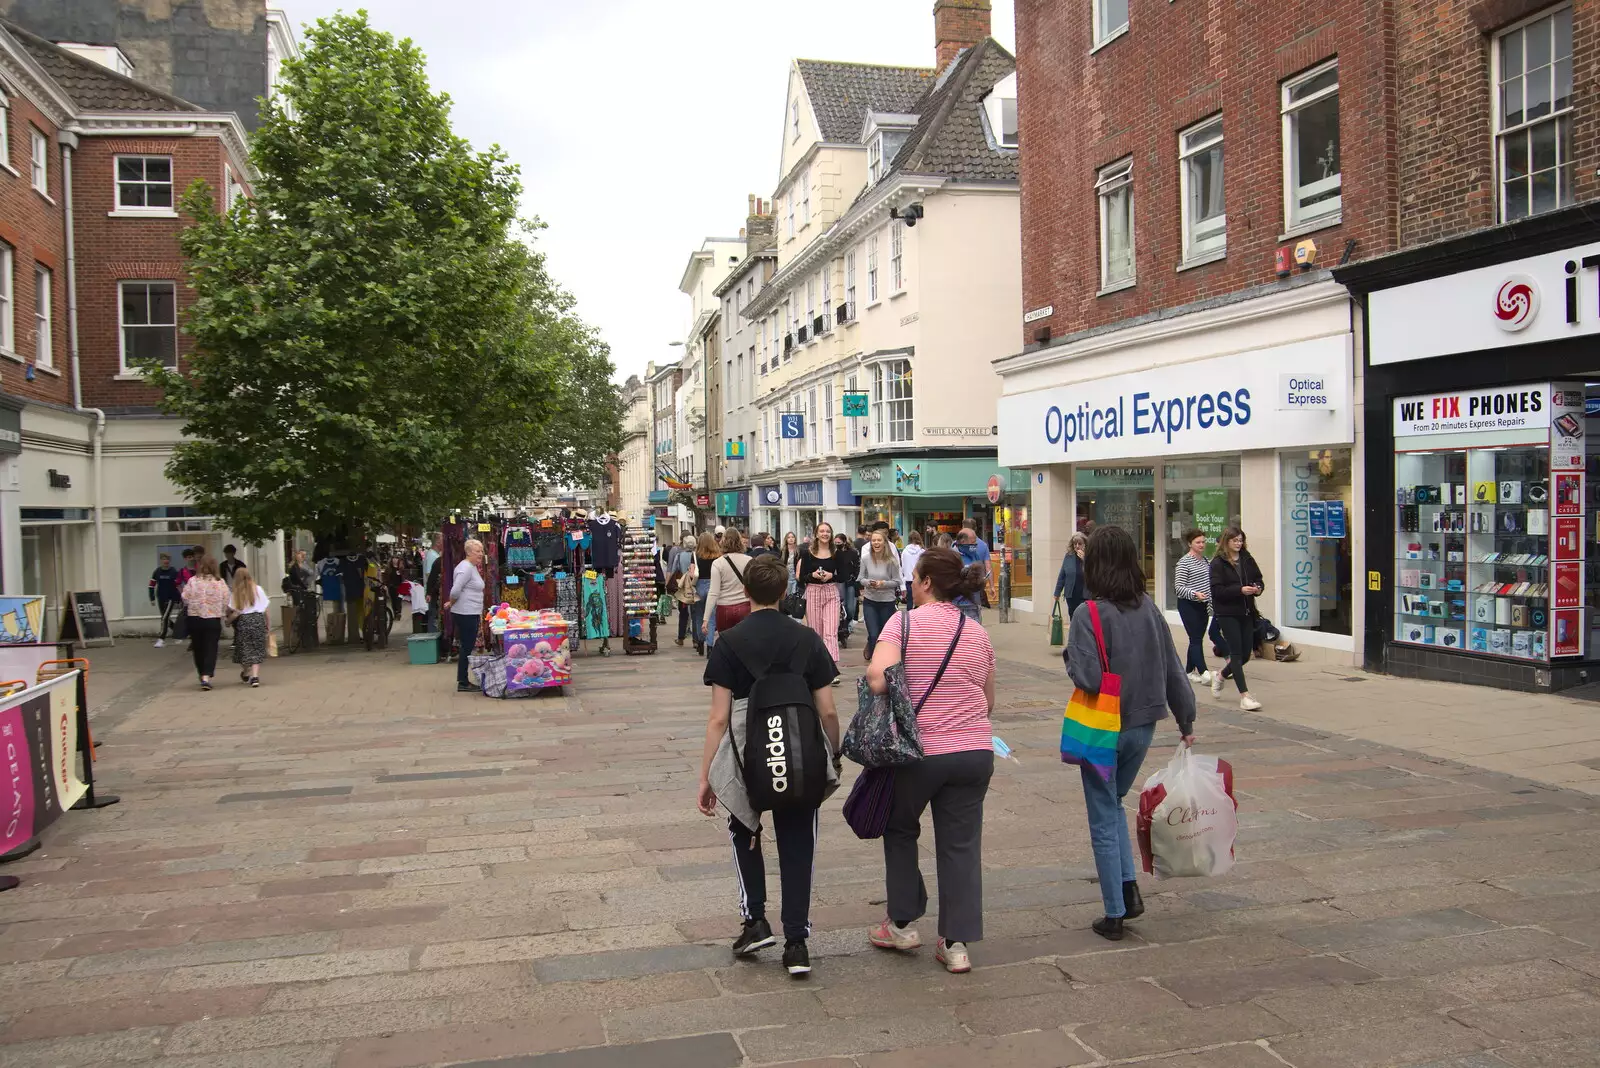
[
  {"xmin": 1553, "ymin": 472, "xmax": 1583, "ymax": 516},
  {"xmin": 1554, "ymin": 562, "xmax": 1583, "ymax": 608},
  {"xmin": 1553, "ymin": 517, "xmax": 1583, "ymax": 561},
  {"xmin": 1553, "ymin": 609, "xmax": 1582, "ymax": 657},
  {"xmin": 1549, "ymin": 385, "xmax": 1585, "ymax": 471}
]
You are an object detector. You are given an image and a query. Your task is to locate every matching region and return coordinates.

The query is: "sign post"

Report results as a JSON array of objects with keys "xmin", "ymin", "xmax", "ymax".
[{"xmin": 57, "ymin": 592, "xmax": 114, "ymax": 649}]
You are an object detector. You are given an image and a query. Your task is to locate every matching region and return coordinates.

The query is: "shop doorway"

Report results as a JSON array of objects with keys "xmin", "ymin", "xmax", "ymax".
[{"xmin": 1076, "ymin": 468, "xmax": 1156, "ymax": 593}]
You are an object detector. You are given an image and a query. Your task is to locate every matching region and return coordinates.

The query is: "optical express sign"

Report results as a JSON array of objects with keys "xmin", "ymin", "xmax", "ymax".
[{"xmin": 997, "ymin": 335, "xmax": 1352, "ymax": 467}]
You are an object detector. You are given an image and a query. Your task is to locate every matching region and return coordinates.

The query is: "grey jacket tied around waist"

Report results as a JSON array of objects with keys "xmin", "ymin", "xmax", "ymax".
[{"xmin": 711, "ymin": 698, "xmax": 840, "ymax": 834}]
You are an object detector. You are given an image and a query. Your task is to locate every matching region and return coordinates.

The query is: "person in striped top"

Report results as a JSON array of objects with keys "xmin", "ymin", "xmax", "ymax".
[
  {"xmin": 1173, "ymin": 529, "xmax": 1213, "ymax": 683},
  {"xmin": 864, "ymin": 548, "xmax": 996, "ymax": 975}
]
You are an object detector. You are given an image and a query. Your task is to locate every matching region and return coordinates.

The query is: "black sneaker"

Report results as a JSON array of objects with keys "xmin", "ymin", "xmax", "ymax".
[
  {"xmin": 782, "ymin": 938, "xmax": 810, "ymax": 977},
  {"xmin": 732, "ymin": 918, "xmax": 775, "ymax": 956}
]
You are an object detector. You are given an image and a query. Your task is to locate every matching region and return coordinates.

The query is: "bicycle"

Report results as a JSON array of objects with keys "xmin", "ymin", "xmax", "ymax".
[
  {"xmin": 282, "ymin": 589, "xmax": 321, "ymax": 655},
  {"xmin": 363, "ymin": 576, "xmax": 394, "ymax": 651}
]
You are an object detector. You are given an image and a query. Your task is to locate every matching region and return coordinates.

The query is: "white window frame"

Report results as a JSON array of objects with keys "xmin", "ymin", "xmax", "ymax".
[
  {"xmin": 29, "ymin": 126, "xmax": 47, "ymax": 195},
  {"xmin": 113, "ymin": 154, "xmax": 175, "ymax": 214},
  {"xmin": 800, "ymin": 167, "xmax": 810, "ymax": 227},
  {"xmin": 791, "ymin": 99, "xmax": 801, "ymax": 142},
  {"xmin": 805, "ymin": 276, "xmax": 815, "ymax": 339},
  {"xmin": 1096, "ymin": 157, "xmax": 1135, "ymax": 291},
  {"xmin": 0, "ymin": 91, "xmax": 10, "ymax": 176},
  {"xmin": 823, "ymin": 381, "xmax": 834, "ymax": 455},
  {"xmin": 785, "ymin": 188, "xmax": 795, "ymax": 238},
  {"xmin": 873, "ymin": 360, "xmax": 914, "ymax": 445},
  {"xmin": 868, "ymin": 135, "xmax": 883, "ymax": 184},
  {"xmin": 1281, "ymin": 60, "xmax": 1341, "ymax": 231},
  {"xmin": 844, "ymin": 250, "xmax": 857, "ymax": 320},
  {"xmin": 867, "ymin": 234, "xmax": 880, "ymax": 303},
  {"xmin": 807, "ymin": 387, "xmax": 819, "ymax": 457},
  {"xmin": 33, "ymin": 265, "xmax": 51, "ymax": 368},
  {"xmin": 1179, "ymin": 115, "xmax": 1226, "ymax": 263},
  {"xmin": 118, "ymin": 280, "xmax": 179, "ymax": 373},
  {"xmin": 889, "ymin": 222, "xmax": 905, "ymax": 293},
  {"xmin": 1093, "ymin": 0, "xmax": 1129, "ymax": 48},
  {"xmin": 820, "ymin": 268, "xmax": 833, "ymax": 333},
  {"xmin": 0, "ymin": 243, "xmax": 11, "ymax": 354},
  {"xmin": 1493, "ymin": 4, "xmax": 1575, "ymax": 223}
]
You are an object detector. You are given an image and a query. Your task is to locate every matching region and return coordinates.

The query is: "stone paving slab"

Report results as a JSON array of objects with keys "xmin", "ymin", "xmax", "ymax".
[{"xmin": 3, "ymin": 635, "xmax": 1600, "ymax": 1067}]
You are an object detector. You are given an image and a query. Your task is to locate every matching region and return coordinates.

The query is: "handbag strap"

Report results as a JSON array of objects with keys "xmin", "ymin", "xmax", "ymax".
[
  {"xmin": 1087, "ymin": 600, "xmax": 1111, "ymax": 674},
  {"xmin": 913, "ymin": 612, "xmax": 966, "ymax": 716}
]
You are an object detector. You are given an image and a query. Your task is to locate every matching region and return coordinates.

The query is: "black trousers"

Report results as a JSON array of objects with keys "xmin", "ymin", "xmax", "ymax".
[
  {"xmin": 188, "ymin": 617, "xmax": 222, "ymax": 680},
  {"xmin": 1216, "ymin": 614, "xmax": 1252, "ymax": 694},
  {"xmin": 728, "ymin": 807, "xmax": 818, "ymax": 942},
  {"xmin": 883, "ymin": 749, "xmax": 994, "ymax": 943},
  {"xmin": 157, "ymin": 598, "xmax": 178, "ymax": 640},
  {"xmin": 1176, "ymin": 600, "xmax": 1209, "ymax": 674}
]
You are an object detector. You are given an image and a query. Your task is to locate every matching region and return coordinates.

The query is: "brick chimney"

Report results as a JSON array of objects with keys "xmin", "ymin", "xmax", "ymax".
[
  {"xmin": 745, "ymin": 193, "xmax": 776, "ymax": 255},
  {"xmin": 934, "ymin": 0, "xmax": 990, "ymax": 71}
]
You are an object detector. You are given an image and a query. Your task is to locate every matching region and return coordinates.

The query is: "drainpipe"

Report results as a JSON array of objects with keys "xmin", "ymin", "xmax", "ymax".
[{"xmin": 60, "ymin": 134, "xmax": 105, "ymax": 592}]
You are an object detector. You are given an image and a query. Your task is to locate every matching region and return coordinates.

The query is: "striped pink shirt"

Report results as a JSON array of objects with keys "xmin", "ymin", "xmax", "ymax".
[{"xmin": 879, "ymin": 600, "xmax": 995, "ymax": 756}]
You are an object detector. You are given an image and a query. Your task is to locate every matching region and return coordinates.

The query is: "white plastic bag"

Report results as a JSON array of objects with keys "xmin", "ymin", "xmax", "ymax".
[{"xmin": 1137, "ymin": 745, "xmax": 1238, "ymax": 879}]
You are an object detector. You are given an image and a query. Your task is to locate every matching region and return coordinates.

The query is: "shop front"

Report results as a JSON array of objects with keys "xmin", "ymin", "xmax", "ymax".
[
  {"xmin": 715, "ymin": 488, "xmax": 750, "ymax": 532},
  {"xmin": 755, "ymin": 484, "xmax": 782, "ymax": 539},
  {"xmin": 1340, "ymin": 219, "xmax": 1600, "ymax": 691},
  {"xmin": 787, "ymin": 480, "xmax": 824, "ymax": 539},
  {"xmin": 996, "ymin": 280, "xmax": 1359, "ymax": 656}
]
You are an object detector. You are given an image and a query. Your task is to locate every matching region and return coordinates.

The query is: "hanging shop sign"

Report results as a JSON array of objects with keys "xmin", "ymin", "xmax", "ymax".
[
  {"xmin": 758, "ymin": 484, "xmax": 782, "ymax": 506},
  {"xmin": 997, "ymin": 335, "xmax": 1351, "ymax": 467},
  {"xmin": 725, "ymin": 440, "xmax": 746, "ymax": 459},
  {"xmin": 694, "ymin": 493, "xmax": 711, "ymax": 508},
  {"xmin": 1368, "ymin": 240, "xmax": 1600, "ymax": 366},
  {"xmin": 788, "ymin": 481, "xmax": 823, "ymax": 507},
  {"xmin": 842, "ymin": 392, "xmax": 870, "ymax": 417},
  {"xmin": 780, "ymin": 413, "xmax": 805, "ymax": 439},
  {"xmin": 1392, "ymin": 384, "xmax": 1552, "ymax": 438}
]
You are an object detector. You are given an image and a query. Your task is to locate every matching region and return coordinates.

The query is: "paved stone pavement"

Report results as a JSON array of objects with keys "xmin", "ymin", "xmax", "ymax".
[{"xmin": 1, "ymin": 626, "xmax": 1598, "ymax": 1067}]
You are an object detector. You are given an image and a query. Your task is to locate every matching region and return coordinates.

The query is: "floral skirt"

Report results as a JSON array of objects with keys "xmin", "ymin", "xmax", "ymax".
[{"xmin": 232, "ymin": 612, "xmax": 268, "ymax": 666}]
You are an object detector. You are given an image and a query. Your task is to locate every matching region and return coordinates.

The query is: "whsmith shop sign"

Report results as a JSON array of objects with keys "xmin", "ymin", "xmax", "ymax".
[{"xmin": 997, "ymin": 336, "xmax": 1352, "ymax": 467}]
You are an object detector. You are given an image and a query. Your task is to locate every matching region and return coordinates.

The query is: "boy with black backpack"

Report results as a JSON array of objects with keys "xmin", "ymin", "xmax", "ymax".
[{"xmin": 698, "ymin": 554, "xmax": 841, "ymax": 977}]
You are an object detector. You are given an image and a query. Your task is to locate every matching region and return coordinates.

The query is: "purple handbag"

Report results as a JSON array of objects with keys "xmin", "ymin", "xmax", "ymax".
[{"xmin": 842, "ymin": 766, "xmax": 895, "ymax": 839}]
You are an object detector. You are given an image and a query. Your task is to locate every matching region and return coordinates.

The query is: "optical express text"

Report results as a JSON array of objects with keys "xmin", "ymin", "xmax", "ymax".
[{"xmin": 1044, "ymin": 388, "xmax": 1252, "ymax": 454}]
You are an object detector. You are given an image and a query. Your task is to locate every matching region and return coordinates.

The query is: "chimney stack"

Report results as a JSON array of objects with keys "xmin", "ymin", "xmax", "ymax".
[
  {"xmin": 745, "ymin": 194, "xmax": 776, "ymax": 255},
  {"xmin": 933, "ymin": 0, "xmax": 991, "ymax": 72}
]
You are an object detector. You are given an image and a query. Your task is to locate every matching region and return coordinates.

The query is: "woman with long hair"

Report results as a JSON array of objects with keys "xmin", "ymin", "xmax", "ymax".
[
  {"xmin": 227, "ymin": 566, "xmax": 271, "ymax": 687},
  {"xmin": 180, "ymin": 555, "xmax": 229, "ymax": 690},
  {"xmin": 794, "ymin": 523, "xmax": 841, "ymax": 669},
  {"xmin": 692, "ymin": 531, "xmax": 722, "ymax": 655},
  {"xmin": 1208, "ymin": 527, "xmax": 1262, "ymax": 710},
  {"xmin": 865, "ymin": 548, "xmax": 995, "ymax": 973},
  {"xmin": 702, "ymin": 527, "xmax": 753, "ymax": 645},
  {"xmin": 1065, "ymin": 525, "xmax": 1197, "ymax": 940},
  {"xmin": 898, "ymin": 531, "xmax": 925, "ymax": 602},
  {"xmin": 859, "ymin": 528, "xmax": 903, "ymax": 660},
  {"xmin": 1173, "ymin": 529, "xmax": 1213, "ymax": 683}
]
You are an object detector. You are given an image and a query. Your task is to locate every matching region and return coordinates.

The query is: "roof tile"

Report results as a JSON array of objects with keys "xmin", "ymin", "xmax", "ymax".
[
  {"xmin": 2, "ymin": 20, "xmax": 204, "ymax": 113},
  {"xmin": 795, "ymin": 59, "xmax": 933, "ymax": 143}
]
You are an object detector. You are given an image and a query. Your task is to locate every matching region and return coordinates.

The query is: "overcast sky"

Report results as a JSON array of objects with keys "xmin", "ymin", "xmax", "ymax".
[{"xmin": 278, "ymin": 1, "xmax": 1015, "ymax": 384}]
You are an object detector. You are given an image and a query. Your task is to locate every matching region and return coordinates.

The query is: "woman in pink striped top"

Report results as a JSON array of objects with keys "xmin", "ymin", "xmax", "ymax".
[{"xmin": 862, "ymin": 548, "xmax": 995, "ymax": 975}]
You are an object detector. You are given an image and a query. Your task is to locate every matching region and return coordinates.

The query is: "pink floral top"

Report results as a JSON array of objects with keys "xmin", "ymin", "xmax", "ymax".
[{"xmin": 182, "ymin": 576, "xmax": 230, "ymax": 619}]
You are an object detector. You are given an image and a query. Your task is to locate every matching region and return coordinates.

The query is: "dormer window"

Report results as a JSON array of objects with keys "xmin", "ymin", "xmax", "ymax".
[
  {"xmin": 982, "ymin": 73, "xmax": 1019, "ymax": 149},
  {"xmin": 862, "ymin": 112, "xmax": 918, "ymax": 187},
  {"xmin": 868, "ymin": 138, "xmax": 883, "ymax": 183}
]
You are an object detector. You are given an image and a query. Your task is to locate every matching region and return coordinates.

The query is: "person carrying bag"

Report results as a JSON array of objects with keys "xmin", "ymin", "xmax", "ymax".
[{"xmin": 862, "ymin": 547, "xmax": 996, "ymax": 975}]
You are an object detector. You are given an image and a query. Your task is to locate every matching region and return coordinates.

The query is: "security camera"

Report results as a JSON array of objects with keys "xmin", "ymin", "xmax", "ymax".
[{"xmin": 895, "ymin": 203, "xmax": 924, "ymax": 227}]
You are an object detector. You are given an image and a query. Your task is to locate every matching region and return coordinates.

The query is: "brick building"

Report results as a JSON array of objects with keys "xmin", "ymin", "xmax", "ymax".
[
  {"xmin": 1335, "ymin": 2, "xmax": 1599, "ymax": 692},
  {"xmin": 0, "ymin": 19, "xmax": 271, "ymax": 636},
  {"xmin": 996, "ymin": 0, "xmax": 1373, "ymax": 668}
]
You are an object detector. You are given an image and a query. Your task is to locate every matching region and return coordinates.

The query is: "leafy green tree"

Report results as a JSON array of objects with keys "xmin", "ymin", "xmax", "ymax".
[{"xmin": 154, "ymin": 11, "xmax": 620, "ymax": 545}]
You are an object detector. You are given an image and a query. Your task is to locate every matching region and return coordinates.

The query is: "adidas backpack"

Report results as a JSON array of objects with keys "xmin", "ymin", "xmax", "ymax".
[{"xmin": 724, "ymin": 627, "xmax": 829, "ymax": 813}]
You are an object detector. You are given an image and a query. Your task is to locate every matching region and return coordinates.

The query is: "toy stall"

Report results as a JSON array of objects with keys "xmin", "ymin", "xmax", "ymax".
[{"xmin": 477, "ymin": 605, "xmax": 572, "ymax": 697}]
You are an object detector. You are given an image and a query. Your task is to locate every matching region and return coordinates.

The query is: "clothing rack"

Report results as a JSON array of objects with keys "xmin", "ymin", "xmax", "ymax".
[{"xmin": 621, "ymin": 526, "xmax": 658, "ymax": 655}]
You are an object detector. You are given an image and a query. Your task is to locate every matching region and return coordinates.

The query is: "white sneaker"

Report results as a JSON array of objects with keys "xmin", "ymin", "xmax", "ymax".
[
  {"xmin": 153, "ymin": 639, "xmax": 164, "ymax": 648},
  {"xmin": 935, "ymin": 938, "xmax": 971, "ymax": 973},
  {"xmin": 1210, "ymin": 673, "xmax": 1225, "ymax": 697},
  {"xmin": 869, "ymin": 918, "xmax": 921, "ymax": 951},
  {"xmin": 1240, "ymin": 695, "xmax": 1262, "ymax": 711},
  {"xmin": 1187, "ymin": 670, "xmax": 1202, "ymax": 683}
]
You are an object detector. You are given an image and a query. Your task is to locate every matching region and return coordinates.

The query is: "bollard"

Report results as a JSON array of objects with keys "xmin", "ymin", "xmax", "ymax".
[{"xmin": 999, "ymin": 550, "xmax": 1013, "ymax": 624}]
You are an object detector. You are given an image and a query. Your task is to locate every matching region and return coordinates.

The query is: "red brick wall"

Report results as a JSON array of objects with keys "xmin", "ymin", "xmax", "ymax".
[
  {"xmin": 1394, "ymin": 0, "xmax": 1597, "ymax": 247},
  {"xmin": 936, "ymin": 0, "xmax": 994, "ymax": 70},
  {"xmin": 1015, "ymin": 0, "xmax": 1400, "ymax": 342},
  {"xmin": 71, "ymin": 135, "xmax": 239, "ymax": 410},
  {"xmin": 0, "ymin": 92, "xmax": 71, "ymax": 408}
]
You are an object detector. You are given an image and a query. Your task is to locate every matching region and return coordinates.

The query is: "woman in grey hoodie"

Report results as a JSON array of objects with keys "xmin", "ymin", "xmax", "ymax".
[{"xmin": 1065, "ymin": 525, "xmax": 1197, "ymax": 941}]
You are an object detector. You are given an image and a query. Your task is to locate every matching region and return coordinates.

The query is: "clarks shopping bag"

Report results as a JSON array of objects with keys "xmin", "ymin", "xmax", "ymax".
[{"xmin": 1137, "ymin": 745, "xmax": 1238, "ymax": 879}]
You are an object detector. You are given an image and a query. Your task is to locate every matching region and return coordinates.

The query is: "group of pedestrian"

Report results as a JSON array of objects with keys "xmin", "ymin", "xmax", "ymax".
[
  {"xmin": 693, "ymin": 519, "xmax": 1198, "ymax": 978},
  {"xmin": 161, "ymin": 544, "xmax": 271, "ymax": 691}
]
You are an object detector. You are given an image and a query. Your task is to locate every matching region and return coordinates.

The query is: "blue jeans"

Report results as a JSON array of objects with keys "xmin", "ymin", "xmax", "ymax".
[
  {"xmin": 693, "ymin": 578, "xmax": 717, "ymax": 646},
  {"xmin": 842, "ymin": 583, "xmax": 859, "ymax": 623},
  {"xmin": 453, "ymin": 612, "xmax": 479, "ymax": 689},
  {"xmin": 862, "ymin": 598, "xmax": 896, "ymax": 657},
  {"xmin": 1079, "ymin": 722, "xmax": 1155, "ymax": 918}
]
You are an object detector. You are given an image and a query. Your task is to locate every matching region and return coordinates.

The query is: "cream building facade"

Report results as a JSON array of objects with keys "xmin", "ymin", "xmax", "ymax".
[
  {"xmin": 740, "ymin": 12, "xmax": 1023, "ymax": 559},
  {"xmin": 614, "ymin": 373, "xmax": 650, "ymax": 526}
]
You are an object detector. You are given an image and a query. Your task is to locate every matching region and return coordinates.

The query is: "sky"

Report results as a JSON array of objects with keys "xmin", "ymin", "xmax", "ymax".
[{"xmin": 278, "ymin": 1, "xmax": 1016, "ymax": 384}]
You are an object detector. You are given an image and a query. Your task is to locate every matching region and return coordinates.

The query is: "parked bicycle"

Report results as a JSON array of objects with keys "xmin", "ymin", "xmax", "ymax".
[
  {"xmin": 363, "ymin": 575, "xmax": 394, "ymax": 651},
  {"xmin": 281, "ymin": 589, "xmax": 321, "ymax": 655}
]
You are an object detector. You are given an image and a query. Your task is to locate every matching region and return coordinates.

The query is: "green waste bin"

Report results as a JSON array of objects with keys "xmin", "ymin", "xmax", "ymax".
[{"xmin": 407, "ymin": 633, "xmax": 439, "ymax": 665}]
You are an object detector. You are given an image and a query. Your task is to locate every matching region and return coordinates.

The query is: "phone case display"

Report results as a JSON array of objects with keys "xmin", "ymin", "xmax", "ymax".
[{"xmin": 621, "ymin": 527, "xmax": 658, "ymax": 655}]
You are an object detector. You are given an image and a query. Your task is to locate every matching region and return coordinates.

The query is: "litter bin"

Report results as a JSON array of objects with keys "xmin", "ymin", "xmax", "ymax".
[{"xmin": 407, "ymin": 632, "xmax": 439, "ymax": 665}]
